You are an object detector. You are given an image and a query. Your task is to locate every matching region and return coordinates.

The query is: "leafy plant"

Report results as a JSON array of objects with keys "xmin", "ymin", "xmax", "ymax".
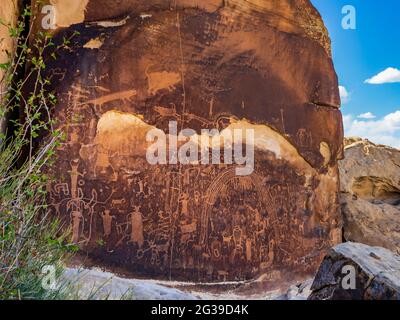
[{"xmin": 0, "ymin": 5, "xmax": 76, "ymax": 299}]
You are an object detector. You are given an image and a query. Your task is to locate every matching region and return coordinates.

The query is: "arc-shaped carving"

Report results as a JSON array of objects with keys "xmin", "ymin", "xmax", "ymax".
[{"xmin": 200, "ymin": 167, "xmax": 277, "ymax": 246}]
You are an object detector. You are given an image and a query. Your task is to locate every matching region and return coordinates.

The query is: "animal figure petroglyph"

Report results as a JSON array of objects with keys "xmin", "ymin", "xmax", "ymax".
[
  {"xmin": 83, "ymin": 89, "xmax": 137, "ymax": 108},
  {"xmin": 146, "ymin": 67, "xmax": 181, "ymax": 96},
  {"xmin": 71, "ymin": 211, "xmax": 83, "ymax": 243},
  {"xmin": 154, "ymin": 105, "xmax": 213, "ymax": 127}
]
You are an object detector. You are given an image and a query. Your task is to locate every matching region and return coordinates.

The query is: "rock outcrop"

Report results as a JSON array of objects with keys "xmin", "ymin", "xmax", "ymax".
[
  {"xmin": 283, "ymin": 279, "xmax": 313, "ymax": 300},
  {"xmin": 63, "ymin": 267, "xmax": 306, "ymax": 300},
  {"xmin": 309, "ymin": 242, "xmax": 400, "ymax": 300},
  {"xmin": 63, "ymin": 268, "xmax": 197, "ymax": 300},
  {"xmin": 339, "ymin": 139, "xmax": 400, "ymax": 254},
  {"xmin": 30, "ymin": 0, "xmax": 343, "ymax": 284}
]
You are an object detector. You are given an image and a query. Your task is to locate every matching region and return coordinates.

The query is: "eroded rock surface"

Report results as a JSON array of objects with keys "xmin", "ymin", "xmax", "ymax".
[
  {"xmin": 31, "ymin": 0, "xmax": 343, "ymax": 284},
  {"xmin": 309, "ymin": 242, "xmax": 400, "ymax": 300},
  {"xmin": 339, "ymin": 139, "xmax": 400, "ymax": 254}
]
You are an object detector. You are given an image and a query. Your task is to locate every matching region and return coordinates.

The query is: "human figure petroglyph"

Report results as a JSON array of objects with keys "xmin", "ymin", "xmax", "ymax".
[
  {"xmin": 100, "ymin": 209, "xmax": 115, "ymax": 237},
  {"xmin": 209, "ymin": 97, "xmax": 214, "ymax": 117},
  {"xmin": 69, "ymin": 159, "xmax": 84, "ymax": 200},
  {"xmin": 71, "ymin": 210, "xmax": 83, "ymax": 243},
  {"xmin": 129, "ymin": 206, "xmax": 144, "ymax": 248},
  {"xmin": 67, "ymin": 193, "xmax": 96, "ymax": 245},
  {"xmin": 246, "ymin": 239, "xmax": 252, "ymax": 262},
  {"xmin": 49, "ymin": 143, "xmax": 330, "ymax": 281},
  {"xmin": 179, "ymin": 193, "xmax": 190, "ymax": 218},
  {"xmin": 54, "ymin": 159, "xmax": 115, "ymax": 245},
  {"xmin": 268, "ymin": 239, "xmax": 276, "ymax": 264},
  {"xmin": 297, "ymin": 128, "xmax": 313, "ymax": 148},
  {"xmin": 194, "ymin": 191, "xmax": 201, "ymax": 206}
]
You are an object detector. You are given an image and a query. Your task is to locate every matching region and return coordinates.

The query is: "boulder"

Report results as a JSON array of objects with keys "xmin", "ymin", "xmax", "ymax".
[
  {"xmin": 283, "ymin": 278, "xmax": 313, "ymax": 300},
  {"xmin": 31, "ymin": 0, "xmax": 343, "ymax": 284},
  {"xmin": 63, "ymin": 267, "xmax": 198, "ymax": 300},
  {"xmin": 339, "ymin": 139, "xmax": 400, "ymax": 254},
  {"xmin": 309, "ymin": 242, "xmax": 400, "ymax": 300}
]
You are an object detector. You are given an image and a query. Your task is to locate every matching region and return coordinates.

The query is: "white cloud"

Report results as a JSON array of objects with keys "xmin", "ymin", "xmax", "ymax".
[
  {"xmin": 365, "ymin": 67, "xmax": 400, "ymax": 84},
  {"xmin": 357, "ymin": 112, "xmax": 376, "ymax": 119},
  {"xmin": 343, "ymin": 111, "xmax": 400, "ymax": 148},
  {"xmin": 339, "ymin": 85, "xmax": 349, "ymax": 103}
]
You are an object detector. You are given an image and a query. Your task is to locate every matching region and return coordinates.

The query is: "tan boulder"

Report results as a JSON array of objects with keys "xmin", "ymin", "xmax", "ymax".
[{"xmin": 339, "ymin": 138, "xmax": 400, "ymax": 254}]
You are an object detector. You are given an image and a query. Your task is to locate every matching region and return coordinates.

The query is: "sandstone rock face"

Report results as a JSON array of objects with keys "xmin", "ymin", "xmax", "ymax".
[
  {"xmin": 309, "ymin": 242, "xmax": 400, "ymax": 300},
  {"xmin": 32, "ymin": 0, "xmax": 343, "ymax": 283},
  {"xmin": 0, "ymin": 0, "xmax": 19, "ymax": 134},
  {"xmin": 339, "ymin": 139, "xmax": 400, "ymax": 254}
]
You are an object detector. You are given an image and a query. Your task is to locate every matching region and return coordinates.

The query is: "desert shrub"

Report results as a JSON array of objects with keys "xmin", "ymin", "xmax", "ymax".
[{"xmin": 0, "ymin": 6, "xmax": 77, "ymax": 299}]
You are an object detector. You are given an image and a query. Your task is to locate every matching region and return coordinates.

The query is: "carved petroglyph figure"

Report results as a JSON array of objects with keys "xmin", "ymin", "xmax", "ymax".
[
  {"xmin": 129, "ymin": 206, "xmax": 144, "ymax": 248},
  {"xmin": 179, "ymin": 193, "xmax": 190, "ymax": 218},
  {"xmin": 71, "ymin": 210, "xmax": 83, "ymax": 243},
  {"xmin": 69, "ymin": 159, "xmax": 83, "ymax": 200},
  {"xmin": 146, "ymin": 67, "xmax": 181, "ymax": 96},
  {"xmin": 100, "ymin": 209, "xmax": 114, "ymax": 237}
]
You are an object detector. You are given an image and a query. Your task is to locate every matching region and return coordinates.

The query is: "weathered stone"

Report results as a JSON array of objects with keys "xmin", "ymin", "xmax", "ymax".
[
  {"xmin": 284, "ymin": 278, "xmax": 313, "ymax": 300},
  {"xmin": 63, "ymin": 267, "xmax": 291, "ymax": 300},
  {"xmin": 309, "ymin": 242, "xmax": 400, "ymax": 300},
  {"xmin": 31, "ymin": 0, "xmax": 343, "ymax": 285},
  {"xmin": 339, "ymin": 139, "xmax": 400, "ymax": 254},
  {"xmin": 343, "ymin": 136, "xmax": 364, "ymax": 148},
  {"xmin": 340, "ymin": 138, "xmax": 400, "ymax": 197},
  {"xmin": 63, "ymin": 267, "xmax": 198, "ymax": 300}
]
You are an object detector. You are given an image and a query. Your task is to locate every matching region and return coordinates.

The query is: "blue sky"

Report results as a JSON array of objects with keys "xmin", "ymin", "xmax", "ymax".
[{"xmin": 311, "ymin": 0, "xmax": 400, "ymax": 147}]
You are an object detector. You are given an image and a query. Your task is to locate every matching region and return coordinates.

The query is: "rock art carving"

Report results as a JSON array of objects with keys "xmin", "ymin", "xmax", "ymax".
[{"xmin": 32, "ymin": 0, "xmax": 344, "ymax": 285}]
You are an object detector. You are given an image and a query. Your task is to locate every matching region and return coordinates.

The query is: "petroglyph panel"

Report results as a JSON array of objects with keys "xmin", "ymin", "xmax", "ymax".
[{"xmin": 33, "ymin": 0, "xmax": 344, "ymax": 284}]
